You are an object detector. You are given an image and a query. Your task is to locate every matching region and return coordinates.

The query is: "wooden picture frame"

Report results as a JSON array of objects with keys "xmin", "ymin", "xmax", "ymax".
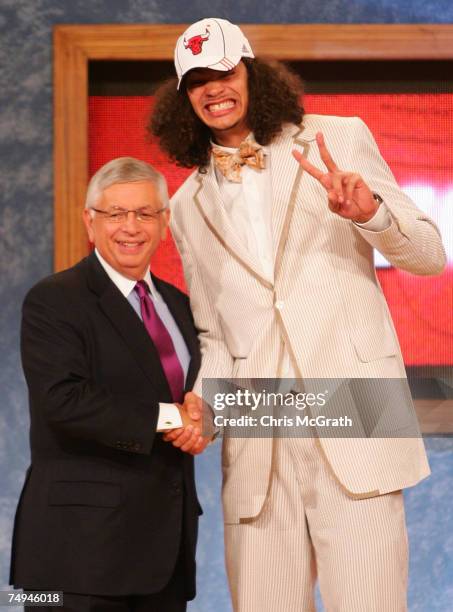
[{"xmin": 53, "ymin": 24, "xmax": 453, "ymax": 433}]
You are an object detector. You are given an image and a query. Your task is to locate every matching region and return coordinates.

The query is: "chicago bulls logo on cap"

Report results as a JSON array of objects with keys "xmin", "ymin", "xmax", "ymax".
[
  {"xmin": 174, "ymin": 18, "xmax": 255, "ymax": 89},
  {"xmin": 184, "ymin": 27, "xmax": 210, "ymax": 55}
]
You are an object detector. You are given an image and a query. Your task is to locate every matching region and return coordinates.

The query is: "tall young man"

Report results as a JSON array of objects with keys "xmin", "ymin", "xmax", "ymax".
[{"xmin": 151, "ymin": 18, "xmax": 446, "ymax": 611}]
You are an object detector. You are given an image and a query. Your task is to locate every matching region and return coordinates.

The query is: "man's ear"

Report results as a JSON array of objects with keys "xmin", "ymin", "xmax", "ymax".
[{"xmin": 83, "ymin": 208, "xmax": 95, "ymax": 244}]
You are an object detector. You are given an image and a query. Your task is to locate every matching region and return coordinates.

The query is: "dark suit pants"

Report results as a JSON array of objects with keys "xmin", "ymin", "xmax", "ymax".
[{"xmin": 24, "ymin": 550, "xmax": 187, "ymax": 612}]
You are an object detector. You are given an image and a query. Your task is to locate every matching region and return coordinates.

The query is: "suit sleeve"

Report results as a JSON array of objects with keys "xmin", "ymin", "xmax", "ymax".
[
  {"xmin": 21, "ymin": 283, "xmax": 157, "ymax": 454},
  {"xmin": 350, "ymin": 117, "xmax": 446, "ymax": 275},
  {"xmin": 171, "ymin": 213, "xmax": 234, "ymax": 397}
]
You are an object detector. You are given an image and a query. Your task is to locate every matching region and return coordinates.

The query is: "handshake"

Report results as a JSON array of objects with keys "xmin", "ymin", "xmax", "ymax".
[{"xmin": 163, "ymin": 392, "xmax": 213, "ymax": 455}]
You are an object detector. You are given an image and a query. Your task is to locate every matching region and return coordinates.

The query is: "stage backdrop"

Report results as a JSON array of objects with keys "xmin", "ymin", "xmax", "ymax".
[{"xmin": 89, "ymin": 93, "xmax": 453, "ymax": 367}]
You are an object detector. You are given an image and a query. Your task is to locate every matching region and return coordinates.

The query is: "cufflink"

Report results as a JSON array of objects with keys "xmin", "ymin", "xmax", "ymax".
[{"xmin": 372, "ymin": 192, "xmax": 384, "ymax": 205}]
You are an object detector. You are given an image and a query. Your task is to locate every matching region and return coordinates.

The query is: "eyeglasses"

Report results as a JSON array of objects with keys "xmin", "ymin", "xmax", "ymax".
[{"xmin": 91, "ymin": 206, "xmax": 167, "ymax": 223}]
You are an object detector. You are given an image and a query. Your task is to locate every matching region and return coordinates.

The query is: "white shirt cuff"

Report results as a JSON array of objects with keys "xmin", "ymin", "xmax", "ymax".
[
  {"xmin": 157, "ymin": 403, "xmax": 183, "ymax": 431},
  {"xmin": 354, "ymin": 202, "xmax": 391, "ymax": 232}
]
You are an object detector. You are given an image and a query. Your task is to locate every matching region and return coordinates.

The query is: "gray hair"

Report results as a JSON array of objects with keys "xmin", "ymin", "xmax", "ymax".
[{"xmin": 85, "ymin": 157, "xmax": 169, "ymax": 210}]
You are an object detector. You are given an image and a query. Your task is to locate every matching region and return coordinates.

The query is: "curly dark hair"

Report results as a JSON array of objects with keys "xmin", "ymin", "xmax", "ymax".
[{"xmin": 149, "ymin": 58, "xmax": 304, "ymax": 168}]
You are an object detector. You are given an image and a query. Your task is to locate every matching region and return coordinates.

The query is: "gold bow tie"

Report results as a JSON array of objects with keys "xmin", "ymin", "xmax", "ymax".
[{"xmin": 212, "ymin": 139, "xmax": 266, "ymax": 183}]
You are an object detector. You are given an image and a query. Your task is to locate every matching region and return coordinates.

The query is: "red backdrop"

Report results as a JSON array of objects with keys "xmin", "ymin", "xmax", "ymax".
[{"xmin": 89, "ymin": 94, "xmax": 453, "ymax": 366}]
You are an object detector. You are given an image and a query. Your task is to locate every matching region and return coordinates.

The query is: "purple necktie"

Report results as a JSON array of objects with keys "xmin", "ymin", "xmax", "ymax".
[{"xmin": 134, "ymin": 280, "xmax": 185, "ymax": 403}]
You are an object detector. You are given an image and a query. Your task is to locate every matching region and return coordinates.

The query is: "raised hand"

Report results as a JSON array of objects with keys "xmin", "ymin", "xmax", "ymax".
[
  {"xmin": 163, "ymin": 392, "xmax": 211, "ymax": 455},
  {"xmin": 292, "ymin": 132, "xmax": 379, "ymax": 223}
]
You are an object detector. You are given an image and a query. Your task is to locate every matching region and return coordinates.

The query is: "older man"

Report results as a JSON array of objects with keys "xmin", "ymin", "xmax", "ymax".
[
  {"xmin": 151, "ymin": 18, "xmax": 447, "ymax": 612},
  {"xmin": 10, "ymin": 157, "xmax": 204, "ymax": 612}
]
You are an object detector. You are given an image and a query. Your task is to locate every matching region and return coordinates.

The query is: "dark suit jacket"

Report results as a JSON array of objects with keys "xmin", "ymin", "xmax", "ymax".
[{"xmin": 10, "ymin": 252, "xmax": 202, "ymax": 598}]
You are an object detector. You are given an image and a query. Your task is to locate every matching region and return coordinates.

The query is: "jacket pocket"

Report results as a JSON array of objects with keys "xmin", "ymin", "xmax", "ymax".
[
  {"xmin": 351, "ymin": 320, "xmax": 398, "ymax": 363},
  {"xmin": 347, "ymin": 287, "xmax": 399, "ymax": 363},
  {"xmin": 48, "ymin": 481, "xmax": 121, "ymax": 508}
]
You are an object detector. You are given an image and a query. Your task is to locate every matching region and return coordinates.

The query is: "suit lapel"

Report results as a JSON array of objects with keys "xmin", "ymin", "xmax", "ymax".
[
  {"xmin": 193, "ymin": 162, "xmax": 273, "ymax": 290},
  {"xmin": 271, "ymin": 122, "xmax": 316, "ymax": 278},
  {"xmin": 85, "ymin": 254, "xmax": 172, "ymax": 399}
]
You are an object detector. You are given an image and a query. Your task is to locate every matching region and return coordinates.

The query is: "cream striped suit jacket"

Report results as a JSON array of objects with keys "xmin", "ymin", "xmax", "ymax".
[{"xmin": 170, "ymin": 115, "xmax": 446, "ymax": 523}]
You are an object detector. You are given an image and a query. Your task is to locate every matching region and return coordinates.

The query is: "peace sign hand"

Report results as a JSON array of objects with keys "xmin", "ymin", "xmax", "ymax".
[{"xmin": 292, "ymin": 132, "xmax": 379, "ymax": 223}]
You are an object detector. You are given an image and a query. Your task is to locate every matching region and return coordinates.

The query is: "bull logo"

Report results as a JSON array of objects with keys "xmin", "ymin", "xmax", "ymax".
[{"xmin": 184, "ymin": 27, "xmax": 210, "ymax": 55}]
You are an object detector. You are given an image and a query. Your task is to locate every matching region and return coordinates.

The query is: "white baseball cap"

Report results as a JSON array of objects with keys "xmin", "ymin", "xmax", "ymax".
[{"xmin": 174, "ymin": 18, "xmax": 255, "ymax": 89}]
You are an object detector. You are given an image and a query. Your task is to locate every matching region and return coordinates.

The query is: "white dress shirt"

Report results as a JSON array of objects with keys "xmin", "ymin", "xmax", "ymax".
[
  {"xmin": 213, "ymin": 141, "xmax": 275, "ymax": 282},
  {"xmin": 95, "ymin": 249, "xmax": 187, "ymax": 431}
]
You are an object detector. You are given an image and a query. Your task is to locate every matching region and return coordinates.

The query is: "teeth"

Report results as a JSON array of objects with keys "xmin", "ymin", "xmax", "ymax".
[
  {"xmin": 208, "ymin": 100, "xmax": 234, "ymax": 112},
  {"xmin": 120, "ymin": 242, "xmax": 141, "ymax": 247}
]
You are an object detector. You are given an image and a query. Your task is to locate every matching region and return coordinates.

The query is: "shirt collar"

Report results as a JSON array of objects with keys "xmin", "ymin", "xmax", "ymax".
[{"xmin": 94, "ymin": 249, "xmax": 158, "ymax": 299}]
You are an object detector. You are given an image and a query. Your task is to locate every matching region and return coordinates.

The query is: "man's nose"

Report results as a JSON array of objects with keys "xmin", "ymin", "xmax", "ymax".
[
  {"xmin": 205, "ymin": 79, "xmax": 224, "ymax": 96},
  {"xmin": 122, "ymin": 211, "xmax": 141, "ymax": 232}
]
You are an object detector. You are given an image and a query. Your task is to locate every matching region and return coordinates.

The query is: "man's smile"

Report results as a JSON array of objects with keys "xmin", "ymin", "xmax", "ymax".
[
  {"xmin": 116, "ymin": 240, "xmax": 145, "ymax": 252},
  {"xmin": 205, "ymin": 99, "xmax": 236, "ymax": 115}
]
